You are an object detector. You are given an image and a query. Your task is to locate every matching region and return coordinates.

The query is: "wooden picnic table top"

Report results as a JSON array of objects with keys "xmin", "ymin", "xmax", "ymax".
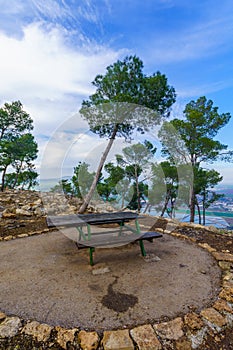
[{"xmin": 46, "ymin": 211, "xmax": 140, "ymax": 228}]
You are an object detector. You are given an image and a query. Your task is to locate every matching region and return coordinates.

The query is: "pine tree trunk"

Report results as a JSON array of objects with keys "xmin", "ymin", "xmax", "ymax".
[
  {"xmin": 160, "ymin": 193, "xmax": 170, "ymax": 217},
  {"xmin": 195, "ymin": 197, "xmax": 202, "ymax": 224},
  {"xmin": 1, "ymin": 166, "xmax": 7, "ymax": 192},
  {"xmin": 170, "ymin": 198, "xmax": 175, "ymax": 218},
  {"xmin": 189, "ymin": 187, "xmax": 196, "ymax": 222},
  {"xmin": 12, "ymin": 165, "xmax": 21, "ymax": 189},
  {"xmin": 78, "ymin": 126, "xmax": 118, "ymax": 214},
  {"xmin": 203, "ymin": 192, "xmax": 206, "ymax": 226}
]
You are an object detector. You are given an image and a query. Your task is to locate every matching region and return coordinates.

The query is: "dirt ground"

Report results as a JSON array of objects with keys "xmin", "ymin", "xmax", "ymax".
[
  {"xmin": 0, "ymin": 229, "xmax": 221, "ymax": 331},
  {"xmin": 0, "ymin": 215, "xmax": 233, "ymax": 349}
]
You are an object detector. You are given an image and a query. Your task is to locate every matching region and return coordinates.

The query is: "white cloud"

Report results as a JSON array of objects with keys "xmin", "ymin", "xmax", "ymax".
[
  {"xmin": 0, "ymin": 22, "xmax": 122, "ymax": 101},
  {"xmin": 31, "ymin": 0, "xmax": 73, "ymax": 21},
  {"xmin": 0, "ymin": 21, "xmax": 125, "ymax": 177}
]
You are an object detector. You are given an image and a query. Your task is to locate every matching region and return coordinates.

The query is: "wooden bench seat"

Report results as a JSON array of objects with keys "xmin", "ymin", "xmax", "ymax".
[{"xmin": 76, "ymin": 231, "xmax": 162, "ymax": 248}]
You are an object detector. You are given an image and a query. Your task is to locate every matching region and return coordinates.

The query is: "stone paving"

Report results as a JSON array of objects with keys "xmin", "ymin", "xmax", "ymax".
[{"xmin": 0, "ymin": 224, "xmax": 233, "ymax": 349}]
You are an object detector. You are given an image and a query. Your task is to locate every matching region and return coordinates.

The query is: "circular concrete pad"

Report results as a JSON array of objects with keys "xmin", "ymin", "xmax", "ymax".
[{"xmin": 0, "ymin": 231, "xmax": 221, "ymax": 331}]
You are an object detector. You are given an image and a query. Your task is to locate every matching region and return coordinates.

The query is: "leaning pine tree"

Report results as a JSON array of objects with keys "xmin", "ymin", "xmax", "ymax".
[{"xmin": 78, "ymin": 55, "xmax": 176, "ymax": 213}]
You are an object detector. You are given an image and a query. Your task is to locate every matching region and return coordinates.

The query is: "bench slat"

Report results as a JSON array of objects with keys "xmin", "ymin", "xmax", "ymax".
[
  {"xmin": 140, "ymin": 232, "xmax": 163, "ymax": 240},
  {"xmin": 46, "ymin": 212, "xmax": 140, "ymax": 227},
  {"xmin": 76, "ymin": 231, "xmax": 162, "ymax": 248}
]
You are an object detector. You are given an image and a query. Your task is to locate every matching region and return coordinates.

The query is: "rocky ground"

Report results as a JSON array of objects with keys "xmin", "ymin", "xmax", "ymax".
[{"xmin": 0, "ymin": 190, "xmax": 233, "ymax": 349}]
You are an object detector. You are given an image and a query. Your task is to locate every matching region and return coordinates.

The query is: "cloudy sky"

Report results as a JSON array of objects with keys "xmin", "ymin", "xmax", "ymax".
[{"xmin": 1, "ymin": 0, "xmax": 233, "ymax": 182}]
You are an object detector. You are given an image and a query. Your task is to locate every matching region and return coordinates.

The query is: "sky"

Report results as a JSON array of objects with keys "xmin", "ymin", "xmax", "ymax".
[{"xmin": 1, "ymin": 0, "xmax": 233, "ymax": 183}]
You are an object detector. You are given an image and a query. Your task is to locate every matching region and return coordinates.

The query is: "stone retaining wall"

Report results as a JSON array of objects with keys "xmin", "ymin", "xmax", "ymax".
[
  {"xmin": 0, "ymin": 190, "xmax": 115, "ymax": 218},
  {"xmin": 0, "ymin": 221, "xmax": 233, "ymax": 349}
]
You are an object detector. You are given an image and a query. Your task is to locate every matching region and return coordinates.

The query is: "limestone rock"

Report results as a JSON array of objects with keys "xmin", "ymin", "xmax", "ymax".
[
  {"xmin": 223, "ymin": 280, "xmax": 233, "ymax": 289},
  {"xmin": 189, "ymin": 223, "xmax": 204, "ymax": 229},
  {"xmin": 78, "ymin": 330, "xmax": 99, "ymax": 350},
  {"xmin": 219, "ymin": 261, "xmax": 233, "ymax": 271},
  {"xmin": 175, "ymin": 337, "xmax": 192, "ymax": 350},
  {"xmin": 153, "ymin": 317, "xmax": 184, "ymax": 340},
  {"xmin": 0, "ymin": 316, "xmax": 21, "ymax": 338},
  {"xmin": 102, "ymin": 329, "xmax": 134, "ymax": 350},
  {"xmin": 4, "ymin": 235, "xmax": 13, "ymax": 241},
  {"xmin": 34, "ymin": 207, "xmax": 44, "ymax": 216},
  {"xmin": 219, "ymin": 287, "xmax": 233, "ymax": 303},
  {"xmin": 21, "ymin": 204, "xmax": 32, "ymax": 211},
  {"xmin": 33, "ymin": 198, "xmax": 42, "ymax": 205},
  {"xmin": 184, "ymin": 313, "xmax": 204, "ymax": 331},
  {"xmin": 206, "ymin": 225, "xmax": 219, "ymax": 233},
  {"xmin": 212, "ymin": 252, "xmax": 233, "ymax": 262},
  {"xmin": 213, "ymin": 299, "xmax": 233, "ymax": 313},
  {"xmin": 16, "ymin": 208, "xmax": 33, "ymax": 216},
  {"xmin": 17, "ymin": 233, "xmax": 29, "ymax": 238},
  {"xmin": 130, "ymin": 324, "xmax": 162, "ymax": 349},
  {"xmin": 198, "ymin": 242, "xmax": 216, "ymax": 253},
  {"xmin": 55, "ymin": 326, "xmax": 77, "ymax": 349},
  {"xmin": 22, "ymin": 321, "xmax": 53, "ymax": 342},
  {"xmin": 2, "ymin": 211, "xmax": 16, "ymax": 219},
  {"xmin": 170, "ymin": 231, "xmax": 196, "ymax": 242},
  {"xmin": 187, "ymin": 327, "xmax": 207, "ymax": 349},
  {"xmin": 201, "ymin": 307, "xmax": 227, "ymax": 328},
  {"xmin": 223, "ymin": 271, "xmax": 233, "ymax": 282}
]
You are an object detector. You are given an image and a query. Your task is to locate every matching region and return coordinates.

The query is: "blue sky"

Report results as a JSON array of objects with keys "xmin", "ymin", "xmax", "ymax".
[{"xmin": 1, "ymin": 0, "xmax": 233, "ymax": 182}]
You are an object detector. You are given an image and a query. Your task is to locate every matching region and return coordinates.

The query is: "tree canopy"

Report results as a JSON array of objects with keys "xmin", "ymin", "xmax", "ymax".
[
  {"xmin": 78, "ymin": 55, "xmax": 176, "ymax": 213},
  {"xmin": 115, "ymin": 141, "xmax": 156, "ymax": 211},
  {"xmin": 0, "ymin": 101, "xmax": 33, "ymax": 141},
  {"xmin": 159, "ymin": 96, "xmax": 232, "ymax": 222},
  {"xmin": 0, "ymin": 101, "xmax": 38, "ymax": 191}
]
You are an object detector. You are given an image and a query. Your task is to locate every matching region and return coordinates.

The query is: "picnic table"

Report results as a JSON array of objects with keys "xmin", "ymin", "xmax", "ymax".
[{"xmin": 46, "ymin": 211, "xmax": 162, "ymax": 265}]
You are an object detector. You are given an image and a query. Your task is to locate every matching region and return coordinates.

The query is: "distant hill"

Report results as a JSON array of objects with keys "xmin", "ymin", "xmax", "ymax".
[{"xmin": 215, "ymin": 185, "xmax": 233, "ymax": 198}]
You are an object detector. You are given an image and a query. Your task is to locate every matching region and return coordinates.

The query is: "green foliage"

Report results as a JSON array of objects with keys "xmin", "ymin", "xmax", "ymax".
[
  {"xmin": 116, "ymin": 141, "xmax": 156, "ymax": 167},
  {"xmin": 149, "ymin": 161, "xmax": 178, "ymax": 217},
  {"xmin": 83, "ymin": 56, "xmax": 175, "ymax": 110},
  {"xmin": 11, "ymin": 133, "xmax": 38, "ymax": 167},
  {"xmin": 159, "ymin": 96, "xmax": 232, "ymax": 222},
  {"xmin": 167, "ymin": 96, "xmax": 231, "ymax": 165},
  {"xmin": 194, "ymin": 167, "xmax": 223, "ymax": 224},
  {"xmin": 50, "ymin": 179, "xmax": 73, "ymax": 196},
  {"xmin": 72, "ymin": 162, "xmax": 96, "ymax": 198},
  {"xmin": 0, "ymin": 100, "xmax": 33, "ymax": 141},
  {"xmin": 97, "ymin": 163, "xmax": 125, "ymax": 202},
  {"xmin": 81, "ymin": 56, "xmax": 176, "ymax": 139},
  {"xmin": 5, "ymin": 168, "xmax": 38, "ymax": 190},
  {"xmin": 115, "ymin": 141, "xmax": 156, "ymax": 211},
  {"xmin": 127, "ymin": 182, "xmax": 148, "ymax": 210},
  {"xmin": 0, "ymin": 101, "xmax": 38, "ymax": 191},
  {"xmin": 194, "ymin": 167, "xmax": 223, "ymax": 196}
]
